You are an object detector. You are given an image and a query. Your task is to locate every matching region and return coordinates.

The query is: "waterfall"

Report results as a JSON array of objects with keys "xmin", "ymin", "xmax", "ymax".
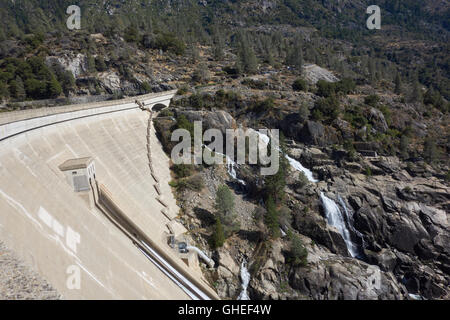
[
  {"xmin": 320, "ymin": 192, "xmax": 359, "ymax": 257},
  {"xmin": 237, "ymin": 260, "xmax": 251, "ymax": 300},
  {"xmin": 285, "ymin": 154, "xmax": 318, "ymax": 183},
  {"xmin": 251, "ymin": 129, "xmax": 362, "ymax": 258},
  {"xmin": 203, "ymin": 145, "xmax": 246, "ymax": 185},
  {"xmin": 252, "ymin": 130, "xmax": 317, "ymax": 182},
  {"xmin": 250, "ymin": 129, "xmax": 363, "ymax": 259},
  {"xmin": 338, "ymin": 195, "xmax": 364, "ymax": 255}
]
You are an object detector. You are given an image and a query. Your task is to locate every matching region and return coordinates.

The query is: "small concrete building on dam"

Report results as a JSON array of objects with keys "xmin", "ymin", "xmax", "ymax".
[{"xmin": 0, "ymin": 91, "xmax": 218, "ymax": 300}]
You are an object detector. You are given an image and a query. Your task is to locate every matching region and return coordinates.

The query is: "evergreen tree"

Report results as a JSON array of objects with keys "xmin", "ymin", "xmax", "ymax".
[
  {"xmin": 399, "ymin": 135, "xmax": 409, "ymax": 159},
  {"xmin": 211, "ymin": 218, "xmax": 225, "ymax": 249},
  {"xmin": 215, "ymin": 185, "xmax": 235, "ymax": 217},
  {"xmin": 423, "ymin": 136, "xmax": 438, "ymax": 164},
  {"xmin": 214, "ymin": 185, "xmax": 240, "ymax": 237},
  {"xmin": 394, "ymin": 72, "xmax": 402, "ymax": 94},
  {"xmin": 87, "ymin": 54, "xmax": 96, "ymax": 73},
  {"xmin": 124, "ymin": 24, "xmax": 140, "ymax": 43},
  {"xmin": 0, "ymin": 81, "xmax": 9, "ymax": 100},
  {"xmin": 288, "ymin": 233, "xmax": 308, "ymax": 266},
  {"xmin": 47, "ymin": 74, "xmax": 62, "ymax": 98},
  {"xmin": 410, "ymin": 73, "xmax": 423, "ymax": 103},
  {"xmin": 264, "ymin": 135, "xmax": 289, "ymax": 203},
  {"xmin": 265, "ymin": 196, "xmax": 280, "ymax": 238},
  {"xmin": 237, "ymin": 36, "xmax": 258, "ymax": 75},
  {"xmin": 286, "ymin": 37, "xmax": 303, "ymax": 73},
  {"xmin": 10, "ymin": 76, "xmax": 26, "ymax": 100},
  {"xmin": 298, "ymin": 102, "xmax": 310, "ymax": 123},
  {"xmin": 95, "ymin": 56, "xmax": 107, "ymax": 72},
  {"xmin": 213, "ymin": 34, "xmax": 225, "ymax": 61}
]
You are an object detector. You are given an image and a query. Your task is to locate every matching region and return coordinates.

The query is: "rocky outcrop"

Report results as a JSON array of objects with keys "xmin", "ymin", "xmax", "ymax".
[
  {"xmin": 323, "ymin": 165, "xmax": 450, "ymax": 299},
  {"xmin": 249, "ymin": 239, "xmax": 406, "ymax": 300},
  {"xmin": 176, "ymin": 109, "xmax": 236, "ymax": 133},
  {"xmin": 288, "ymin": 257, "xmax": 405, "ymax": 300}
]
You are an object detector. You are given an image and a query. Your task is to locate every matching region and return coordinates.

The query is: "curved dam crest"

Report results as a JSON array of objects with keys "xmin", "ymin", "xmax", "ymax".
[{"xmin": 0, "ymin": 91, "xmax": 217, "ymax": 299}]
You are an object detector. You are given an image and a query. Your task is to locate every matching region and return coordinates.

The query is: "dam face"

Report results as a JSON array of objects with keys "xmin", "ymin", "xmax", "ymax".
[{"xmin": 0, "ymin": 92, "xmax": 214, "ymax": 299}]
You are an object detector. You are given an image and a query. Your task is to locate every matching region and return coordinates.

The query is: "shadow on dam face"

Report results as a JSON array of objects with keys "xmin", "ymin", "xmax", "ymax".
[{"xmin": 0, "ymin": 91, "xmax": 217, "ymax": 299}]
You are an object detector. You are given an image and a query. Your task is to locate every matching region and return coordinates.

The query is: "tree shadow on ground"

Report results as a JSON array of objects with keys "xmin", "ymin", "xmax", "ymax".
[{"xmin": 193, "ymin": 207, "xmax": 216, "ymax": 228}]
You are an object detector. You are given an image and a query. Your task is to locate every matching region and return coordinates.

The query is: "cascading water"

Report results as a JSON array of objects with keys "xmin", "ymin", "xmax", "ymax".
[
  {"xmin": 253, "ymin": 130, "xmax": 317, "ymax": 183},
  {"xmin": 252, "ymin": 129, "xmax": 361, "ymax": 258},
  {"xmin": 237, "ymin": 260, "xmax": 251, "ymax": 300},
  {"xmin": 338, "ymin": 196, "xmax": 364, "ymax": 255},
  {"xmin": 320, "ymin": 192, "xmax": 359, "ymax": 257},
  {"xmin": 285, "ymin": 155, "xmax": 318, "ymax": 183},
  {"xmin": 203, "ymin": 145, "xmax": 246, "ymax": 185}
]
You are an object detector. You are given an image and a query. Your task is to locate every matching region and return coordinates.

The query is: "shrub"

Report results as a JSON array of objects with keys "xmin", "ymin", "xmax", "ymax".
[
  {"xmin": 423, "ymin": 136, "xmax": 439, "ymax": 164},
  {"xmin": 292, "ymin": 78, "xmax": 308, "ymax": 92},
  {"xmin": 185, "ymin": 175, "xmax": 204, "ymax": 191},
  {"xmin": 147, "ymin": 33, "xmax": 186, "ymax": 55},
  {"xmin": 177, "ymin": 85, "xmax": 189, "ymax": 95},
  {"xmin": 313, "ymin": 96, "xmax": 340, "ymax": 122},
  {"xmin": 158, "ymin": 109, "xmax": 174, "ymax": 118},
  {"xmin": 364, "ymin": 94, "xmax": 380, "ymax": 107},
  {"xmin": 298, "ymin": 102, "xmax": 310, "ymax": 123},
  {"xmin": 172, "ymin": 164, "xmax": 193, "ymax": 179},
  {"xmin": 189, "ymin": 93, "xmax": 205, "ymax": 109},
  {"xmin": 288, "ymin": 233, "xmax": 308, "ymax": 267},
  {"xmin": 192, "ymin": 63, "xmax": 210, "ymax": 84},
  {"xmin": 294, "ymin": 172, "xmax": 309, "ymax": 189},
  {"xmin": 242, "ymin": 78, "xmax": 267, "ymax": 90},
  {"xmin": 316, "ymin": 80, "xmax": 335, "ymax": 97},
  {"xmin": 335, "ymin": 78, "xmax": 356, "ymax": 94},
  {"xmin": 141, "ymin": 81, "xmax": 151, "ymax": 93},
  {"xmin": 170, "ymin": 174, "xmax": 204, "ymax": 192},
  {"xmin": 253, "ymin": 97, "xmax": 275, "ymax": 113}
]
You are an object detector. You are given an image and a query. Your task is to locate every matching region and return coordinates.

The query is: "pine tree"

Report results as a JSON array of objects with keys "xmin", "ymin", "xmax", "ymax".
[
  {"xmin": 264, "ymin": 134, "xmax": 289, "ymax": 203},
  {"xmin": 211, "ymin": 218, "xmax": 225, "ymax": 248},
  {"xmin": 286, "ymin": 37, "xmax": 303, "ymax": 73},
  {"xmin": 10, "ymin": 76, "xmax": 26, "ymax": 101},
  {"xmin": 47, "ymin": 74, "xmax": 62, "ymax": 98},
  {"xmin": 237, "ymin": 36, "xmax": 258, "ymax": 75},
  {"xmin": 213, "ymin": 34, "xmax": 225, "ymax": 61},
  {"xmin": 399, "ymin": 135, "xmax": 409, "ymax": 159},
  {"xmin": 215, "ymin": 185, "xmax": 235, "ymax": 217},
  {"xmin": 214, "ymin": 185, "xmax": 239, "ymax": 237},
  {"xmin": 95, "ymin": 56, "xmax": 107, "ymax": 72},
  {"xmin": 289, "ymin": 233, "xmax": 308, "ymax": 266},
  {"xmin": 87, "ymin": 54, "xmax": 96, "ymax": 73},
  {"xmin": 0, "ymin": 81, "xmax": 9, "ymax": 100},
  {"xmin": 395, "ymin": 72, "xmax": 402, "ymax": 94},
  {"xmin": 265, "ymin": 196, "xmax": 280, "ymax": 238},
  {"xmin": 423, "ymin": 136, "xmax": 438, "ymax": 164},
  {"xmin": 411, "ymin": 79, "xmax": 423, "ymax": 103}
]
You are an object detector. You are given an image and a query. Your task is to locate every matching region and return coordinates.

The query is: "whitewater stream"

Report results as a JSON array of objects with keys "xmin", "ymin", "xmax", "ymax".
[
  {"xmin": 254, "ymin": 130, "xmax": 359, "ymax": 257},
  {"xmin": 237, "ymin": 260, "xmax": 251, "ymax": 300}
]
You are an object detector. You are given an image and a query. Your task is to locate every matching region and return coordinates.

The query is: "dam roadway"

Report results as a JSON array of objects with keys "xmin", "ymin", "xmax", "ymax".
[{"xmin": 0, "ymin": 91, "xmax": 218, "ymax": 300}]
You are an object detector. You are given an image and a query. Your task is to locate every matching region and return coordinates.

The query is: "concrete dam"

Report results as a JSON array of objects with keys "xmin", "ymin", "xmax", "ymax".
[{"xmin": 0, "ymin": 91, "xmax": 218, "ymax": 299}]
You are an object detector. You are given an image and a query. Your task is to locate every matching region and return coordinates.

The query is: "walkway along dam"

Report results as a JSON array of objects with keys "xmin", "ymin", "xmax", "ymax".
[{"xmin": 0, "ymin": 91, "xmax": 218, "ymax": 299}]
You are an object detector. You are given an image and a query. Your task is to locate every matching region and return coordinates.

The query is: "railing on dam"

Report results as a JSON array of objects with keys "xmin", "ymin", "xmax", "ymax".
[{"xmin": 0, "ymin": 90, "xmax": 177, "ymax": 141}]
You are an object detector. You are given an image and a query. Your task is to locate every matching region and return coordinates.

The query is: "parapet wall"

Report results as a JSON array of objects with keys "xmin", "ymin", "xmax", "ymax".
[{"xmin": 0, "ymin": 90, "xmax": 177, "ymax": 141}]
